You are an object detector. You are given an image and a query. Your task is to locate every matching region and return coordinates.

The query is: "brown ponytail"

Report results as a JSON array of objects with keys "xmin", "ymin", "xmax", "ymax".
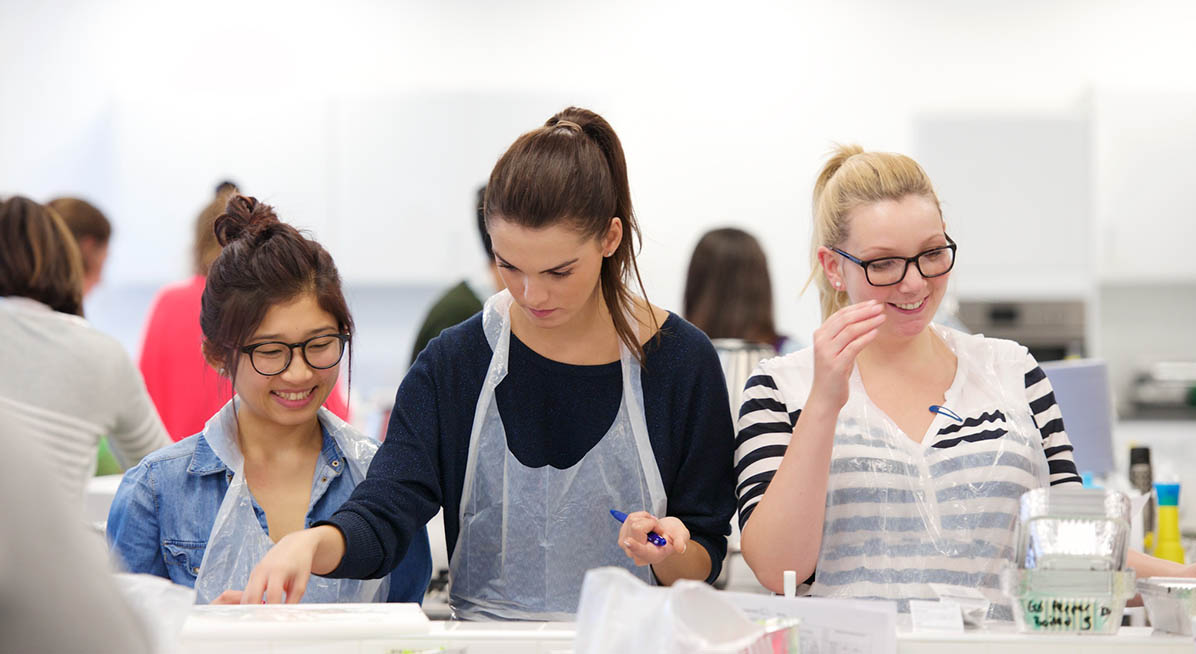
[{"xmin": 485, "ymin": 107, "xmax": 656, "ymax": 365}]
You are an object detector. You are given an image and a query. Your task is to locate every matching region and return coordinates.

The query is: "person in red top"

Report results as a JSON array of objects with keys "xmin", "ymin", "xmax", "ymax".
[{"xmin": 139, "ymin": 186, "xmax": 349, "ymax": 440}]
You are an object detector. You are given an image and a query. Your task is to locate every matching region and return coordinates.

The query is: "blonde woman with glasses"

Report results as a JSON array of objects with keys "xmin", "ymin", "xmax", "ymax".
[{"xmin": 734, "ymin": 145, "xmax": 1195, "ymax": 620}]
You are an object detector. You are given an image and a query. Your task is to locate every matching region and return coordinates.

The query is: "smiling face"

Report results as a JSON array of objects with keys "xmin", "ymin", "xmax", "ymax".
[
  {"xmin": 487, "ymin": 216, "xmax": 621, "ymax": 329},
  {"xmin": 819, "ymin": 194, "xmax": 950, "ymax": 341},
  {"xmin": 229, "ymin": 292, "xmax": 343, "ymax": 430}
]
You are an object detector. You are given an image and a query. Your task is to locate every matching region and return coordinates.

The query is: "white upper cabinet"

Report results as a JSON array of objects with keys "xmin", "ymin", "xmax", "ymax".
[
  {"xmin": 912, "ymin": 112, "xmax": 1093, "ymax": 300},
  {"xmin": 1094, "ymin": 89, "xmax": 1196, "ymax": 283}
]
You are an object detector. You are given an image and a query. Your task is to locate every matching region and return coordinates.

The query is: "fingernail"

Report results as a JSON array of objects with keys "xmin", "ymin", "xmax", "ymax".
[{"xmin": 623, "ymin": 539, "xmax": 632, "ymax": 547}]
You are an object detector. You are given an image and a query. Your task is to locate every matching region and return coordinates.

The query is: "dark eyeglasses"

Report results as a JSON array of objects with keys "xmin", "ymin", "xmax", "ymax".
[
  {"xmin": 239, "ymin": 334, "xmax": 349, "ymax": 376},
  {"xmin": 832, "ymin": 234, "xmax": 957, "ymax": 287}
]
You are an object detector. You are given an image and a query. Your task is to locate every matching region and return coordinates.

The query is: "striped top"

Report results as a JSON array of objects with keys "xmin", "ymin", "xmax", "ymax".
[
  {"xmin": 734, "ymin": 325, "xmax": 1081, "ymax": 614},
  {"xmin": 0, "ymin": 297, "xmax": 170, "ymax": 503}
]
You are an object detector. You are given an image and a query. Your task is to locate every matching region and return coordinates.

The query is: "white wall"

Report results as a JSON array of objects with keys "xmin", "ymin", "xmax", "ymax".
[{"xmin": 5, "ymin": 0, "xmax": 1196, "ymax": 342}]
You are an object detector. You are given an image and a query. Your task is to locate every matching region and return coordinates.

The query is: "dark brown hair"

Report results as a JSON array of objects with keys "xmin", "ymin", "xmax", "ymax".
[
  {"xmin": 0, "ymin": 196, "xmax": 85, "ymax": 315},
  {"xmin": 484, "ymin": 107, "xmax": 655, "ymax": 364},
  {"xmin": 684, "ymin": 228, "xmax": 779, "ymax": 346},
  {"xmin": 200, "ymin": 195, "xmax": 353, "ymax": 384}
]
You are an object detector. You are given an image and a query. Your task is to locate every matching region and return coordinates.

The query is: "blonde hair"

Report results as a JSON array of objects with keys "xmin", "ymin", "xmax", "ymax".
[{"xmin": 804, "ymin": 145, "xmax": 942, "ymax": 320}]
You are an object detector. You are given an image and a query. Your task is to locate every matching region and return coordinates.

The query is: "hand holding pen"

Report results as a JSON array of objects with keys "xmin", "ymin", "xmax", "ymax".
[{"xmin": 612, "ymin": 510, "xmax": 689, "ymax": 567}]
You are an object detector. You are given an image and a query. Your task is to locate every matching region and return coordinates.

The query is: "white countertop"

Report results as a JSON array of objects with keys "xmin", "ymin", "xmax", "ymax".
[{"xmin": 169, "ymin": 609, "xmax": 1194, "ymax": 654}]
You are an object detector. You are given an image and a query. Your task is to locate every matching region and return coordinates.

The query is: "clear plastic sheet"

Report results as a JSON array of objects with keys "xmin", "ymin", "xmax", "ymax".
[
  {"xmin": 811, "ymin": 325, "xmax": 1050, "ymax": 621},
  {"xmin": 193, "ymin": 399, "xmax": 388, "ymax": 604}
]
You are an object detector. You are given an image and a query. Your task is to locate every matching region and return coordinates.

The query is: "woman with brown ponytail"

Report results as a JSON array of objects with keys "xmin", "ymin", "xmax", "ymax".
[
  {"xmin": 106, "ymin": 196, "xmax": 432, "ymax": 605},
  {"xmin": 244, "ymin": 108, "xmax": 736, "ymax": 620}
]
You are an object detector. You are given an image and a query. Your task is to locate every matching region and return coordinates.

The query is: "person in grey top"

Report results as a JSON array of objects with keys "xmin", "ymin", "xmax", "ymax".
[
  {"xmin": 0, "ymin": 401, "xmax": 154, "ymax": 654},
  {"xmin": 0, "ymin": 196, "xmax": 169, "ymax": 502}
]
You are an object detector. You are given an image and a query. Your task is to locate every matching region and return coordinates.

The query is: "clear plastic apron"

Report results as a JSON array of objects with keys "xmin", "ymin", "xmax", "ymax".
[
  {"xmin": 811, "ymin": 326, "xmax": 1049, "ymax": 621},
  {"xmin": 449, "ymin": 289, "xmax": 668, "ymax": 621},
  {"xmin": 193, "ymin": 399, "xmax": 388, "ymax": 604}
]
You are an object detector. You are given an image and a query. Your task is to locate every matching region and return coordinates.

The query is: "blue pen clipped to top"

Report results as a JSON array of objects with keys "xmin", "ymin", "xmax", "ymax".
[
  {"xmin": 928, "ymin": 405, "xmax": 963, "ymax": 422},
  {"xmin": 610, "ymin": 509, "xmax": 668, "ymax": 547}
]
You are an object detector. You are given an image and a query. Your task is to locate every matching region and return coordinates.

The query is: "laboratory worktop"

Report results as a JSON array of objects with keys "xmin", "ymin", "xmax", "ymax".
[{"xmin": 170, "ymin": 607, "xmax": 1194, "ymax": 654}]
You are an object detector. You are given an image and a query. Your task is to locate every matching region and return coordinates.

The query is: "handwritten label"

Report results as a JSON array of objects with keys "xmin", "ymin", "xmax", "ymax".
[
  {"xmin": 909, "ymin": 600, "xmax": 965, "ymax": 633},
  {"xmin": 1021, "ymin": 598, "xmax": 1113, "ymax": 632}
]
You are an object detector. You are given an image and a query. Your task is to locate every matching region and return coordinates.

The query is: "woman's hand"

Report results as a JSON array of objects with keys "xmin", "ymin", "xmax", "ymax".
[
  {"xmin": 210, "ymin": 590, "xmax": 243, "ymax": 605},
  {"xmin": 241, "ymin": 526, "xmax": 341, "ymax": 604},
  {"xmin": 618, "ymin": 512, "xmax": 690, "ymax": 567},
  {"xmin": 808, "ymin": 300, "xmax": 885, "ymax": 411}
]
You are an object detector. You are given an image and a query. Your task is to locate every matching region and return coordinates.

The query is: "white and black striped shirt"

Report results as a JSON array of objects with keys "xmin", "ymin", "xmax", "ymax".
[
  {"xmin": 734, "ymin": 326, "xmax": 1082, "ymax": 615},
  {"xmin": 735, "ymin": 328, "xmax": 1082, "ymax": 531}
]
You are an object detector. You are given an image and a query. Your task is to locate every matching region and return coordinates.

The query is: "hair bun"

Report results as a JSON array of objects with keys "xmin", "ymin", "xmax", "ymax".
[{"xmin": 213, "ymin": 195, "xmax": 281, "ymax": 247}]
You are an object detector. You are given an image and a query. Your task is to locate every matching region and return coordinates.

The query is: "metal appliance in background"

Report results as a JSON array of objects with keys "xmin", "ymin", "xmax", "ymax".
[
  {"xmin": 1131, "ymin": 361, "xmax": 1196, "ymax": 418},
  {"xmin": 957, "ymin": 300, "xmax": 1086, "ymax": 362}
]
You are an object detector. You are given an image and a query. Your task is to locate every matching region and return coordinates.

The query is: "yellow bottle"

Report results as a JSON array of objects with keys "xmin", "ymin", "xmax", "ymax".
[{"xmin": 1154, "ymin": 483, "xmax": 1185, "ymax": 564}]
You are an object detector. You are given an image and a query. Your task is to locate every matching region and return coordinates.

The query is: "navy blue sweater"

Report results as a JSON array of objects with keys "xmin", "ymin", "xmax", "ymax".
[{"xmin": 324, "ymin": 311, "xmax": 735, "ymax": 584}]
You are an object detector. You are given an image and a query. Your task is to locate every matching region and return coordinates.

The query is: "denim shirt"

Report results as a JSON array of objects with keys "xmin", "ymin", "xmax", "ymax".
[{"xmin": 106, "ymin": 426, "xmax": 432, "ymax": 603}]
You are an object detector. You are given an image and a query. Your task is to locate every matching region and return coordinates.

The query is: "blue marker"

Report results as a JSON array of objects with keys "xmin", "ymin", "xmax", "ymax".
[
  {"xmin": 928, "ymin": 405, "xmax": 963, "ymax": 422},
  {"xmin": 610, "ymin": 509, "xmax": 668, "ymax": 547}
]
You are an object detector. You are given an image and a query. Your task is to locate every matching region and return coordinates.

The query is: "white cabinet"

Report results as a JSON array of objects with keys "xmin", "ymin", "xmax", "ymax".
[
  {"xmin": 912, "ymin": 113, "xmax": 1093, "ymax": 300},
  {"xmin": 1094, "ymin": 90, "xmax": 1196, "ymax": 283}
]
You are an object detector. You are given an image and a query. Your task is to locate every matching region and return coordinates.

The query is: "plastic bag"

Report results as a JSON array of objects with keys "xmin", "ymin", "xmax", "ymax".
[
  {"xmin": 113, "ymin": 572, "xmax": 196, "ymax": 652},
  {"xmin": 575, "ymin": 567, "xmax": 797, "ymax": 654},
  {"xmin": 811, "ymin": 325, "xmax": 1050, "ymax": 621}
]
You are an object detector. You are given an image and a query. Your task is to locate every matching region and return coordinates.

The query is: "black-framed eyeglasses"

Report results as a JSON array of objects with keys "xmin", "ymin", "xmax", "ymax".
[
  {"xmin": 832, "ymin": 234, "xmax": 957, "ymax": 287},
  {"xmin": 239, "ymin": 333, "xmax": 350, "ymax": 376}
]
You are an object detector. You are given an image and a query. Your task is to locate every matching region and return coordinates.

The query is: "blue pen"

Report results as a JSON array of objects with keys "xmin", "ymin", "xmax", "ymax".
[
  {"xmin": 610, "ymin": 509, "xmax": 668, "ymax": 547},
  {"xmin": 928, "ymin": 405, "xmax": 963, "ymax": 422}
]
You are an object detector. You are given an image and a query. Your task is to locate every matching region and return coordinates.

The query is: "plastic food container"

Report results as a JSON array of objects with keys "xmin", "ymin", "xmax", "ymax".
[
  {"xmin": 1138, "ymin": 577, "xmax": 1196, "ymax": 635},
  {"xmin": 1016, "ymin": 487, "xmax": 1131, "ymax": 571},
  {"xmin": 1001, "ymin": 567, "xmax": 1136, "ymax": 634}
]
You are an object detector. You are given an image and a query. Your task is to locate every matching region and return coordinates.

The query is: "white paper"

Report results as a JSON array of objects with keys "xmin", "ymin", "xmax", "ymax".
[
  {"xmin": 927, "ymin": 583, "xmax": 989, "ymax": 626},
  {"xmin": 908, "ymin": 600, "xmax": 964, "ymax": 633},
  {"xmin": 720, "ymin": 591, "xmax": 897, "ymax": 654},
  {"xmin": 182, "ymin": 603, "xmax": 430, "ymax": 640}
]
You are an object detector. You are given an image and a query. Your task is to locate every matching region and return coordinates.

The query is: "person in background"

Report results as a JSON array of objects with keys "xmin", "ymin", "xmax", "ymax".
[
  {"xmin": 108, "ymin": 195, "xmax": 431, "ymax": 605},
  {"xmin": 735, "ymin": 145, "xmax": 1196, "ymax": 617},
  {"xmin": 241, "ymin": 107, "xmax": 735, "ymax": 619},
  {"xmin": 682, "ymin": 226, "xmax": 798, "ymax": 590},
  {"xmin": 408, "ymin": 185, "xmax": 504, "ymax": 365},
  {"xmin": 47, "ymin": 196, "xmax": 125, "ymax": 474},
  {"xmin": 139, "ymin": 185, "xmax": 349, "ymax": 441},
  {"xmin": 0, "ymin": 404, "xmax": 153, "ymax": 654},
  {"xmin": 47, "ymin": 196, "xmax": 111, "ymax": 298},
  {"xmin": 0, "ymin": 196, "xmax": 170, "ymax": 502},
  {"xmin": 684, "ymin": 226, "xmax": 799, "ymax": 356}
]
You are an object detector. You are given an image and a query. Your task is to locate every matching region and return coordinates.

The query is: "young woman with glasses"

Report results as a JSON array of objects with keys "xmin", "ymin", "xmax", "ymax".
[
  {"xmin": 240, "ymin": 108, "xmax": 736, "ymax": 619},
  {"xmin": 734, "ymin": 145, "xmax": 1194, "ymax": 619},
  {"xmin": 106, "ymin": 196, "xmax": 432, "ymax": 604}
]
